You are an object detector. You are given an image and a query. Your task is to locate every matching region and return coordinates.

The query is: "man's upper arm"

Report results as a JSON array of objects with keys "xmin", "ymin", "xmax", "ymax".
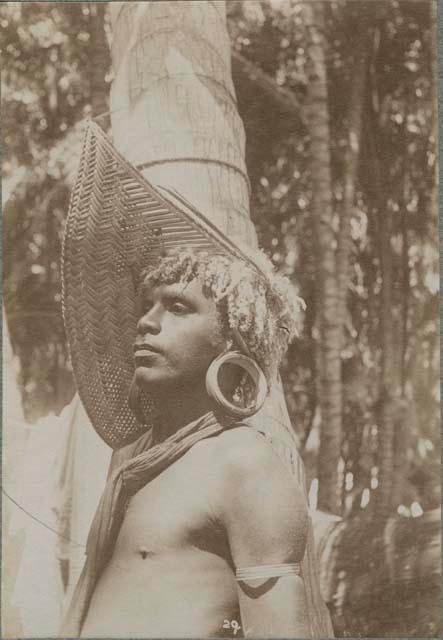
[
  {"xmin": 214, "ymin": 429, "xmax": 311, "ymax": 637},
  {"xmin": 217, "ymin": 430, "xmax": 308, "ymax": 567}
]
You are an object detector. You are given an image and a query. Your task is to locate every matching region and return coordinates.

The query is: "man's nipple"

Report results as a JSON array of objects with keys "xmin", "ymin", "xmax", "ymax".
[{"xmin": 138, "ymin": 546, "xmax": 155, "ymax": 560}]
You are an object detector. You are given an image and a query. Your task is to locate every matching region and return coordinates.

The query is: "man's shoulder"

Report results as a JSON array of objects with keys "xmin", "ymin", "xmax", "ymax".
[
  {"xmin": 212, "ymin": 425, "xmax": 281, "ymax": 473},
  {"xmin": 209, "ymin": 425, "xmax": 303, "ymax": 500},
  {"xmin": 206, "ymin": 425, "xmax": 309, "ymax": 559}
]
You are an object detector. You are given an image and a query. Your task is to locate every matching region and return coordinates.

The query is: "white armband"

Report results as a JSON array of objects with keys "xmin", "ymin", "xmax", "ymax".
[{"xmin": 235, "ymin": 562, "xmax": 301, "ymax": 581}]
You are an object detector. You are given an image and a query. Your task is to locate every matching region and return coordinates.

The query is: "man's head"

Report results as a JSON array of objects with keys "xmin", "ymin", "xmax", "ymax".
[
  {"xmin": 133, "ymin": 276, "xmax": 225, "ymax": 394},
  {"xmin": 131, "ymin": 248, "xmax": 303, "ymax": 409}
]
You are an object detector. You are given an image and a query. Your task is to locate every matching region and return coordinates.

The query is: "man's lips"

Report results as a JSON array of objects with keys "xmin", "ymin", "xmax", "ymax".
[{"xmin": 133, "ymin": 342, "xmax": 162, "ymax": 356}]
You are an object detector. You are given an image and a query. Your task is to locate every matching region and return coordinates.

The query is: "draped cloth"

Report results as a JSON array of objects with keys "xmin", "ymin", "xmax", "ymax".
[{"xmin": 60, "ymin": 411, "xmax": 233, "ymax": 636}]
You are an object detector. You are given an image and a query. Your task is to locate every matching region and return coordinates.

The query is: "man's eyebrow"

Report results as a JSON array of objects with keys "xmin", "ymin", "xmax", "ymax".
[{"xmin": 160, "ymin": 288, "xmax": 196, "ymax": 306}]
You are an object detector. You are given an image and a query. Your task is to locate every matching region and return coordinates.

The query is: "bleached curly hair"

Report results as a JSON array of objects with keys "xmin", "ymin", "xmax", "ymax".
[{"xmin": 140, "ymin": 248, "xmax": 305, "ymax": 387}]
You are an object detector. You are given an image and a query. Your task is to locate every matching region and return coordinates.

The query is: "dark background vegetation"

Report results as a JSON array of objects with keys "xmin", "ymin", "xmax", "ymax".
[{"xmin": 1, "ymin": 1, "xmax": 440, "ymax": 636}]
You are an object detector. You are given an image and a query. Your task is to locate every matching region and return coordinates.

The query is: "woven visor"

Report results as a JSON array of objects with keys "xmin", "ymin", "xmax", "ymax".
[{"xmin": 62, "ymin": 120, "xmax": 261, "ymax": 449}]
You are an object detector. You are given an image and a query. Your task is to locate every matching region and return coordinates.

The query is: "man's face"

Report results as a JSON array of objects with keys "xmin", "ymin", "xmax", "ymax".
[{"xmin": 133, "ymin": 278, "xmax": 225, "ymax": 392}]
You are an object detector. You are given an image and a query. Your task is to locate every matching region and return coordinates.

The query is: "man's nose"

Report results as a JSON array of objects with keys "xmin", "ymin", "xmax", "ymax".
[{"xmin": 136, "ymin": 308, "xmax": 161, "ymax": 335}]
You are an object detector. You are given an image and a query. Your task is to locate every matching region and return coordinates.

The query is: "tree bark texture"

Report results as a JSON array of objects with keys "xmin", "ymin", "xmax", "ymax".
[
  {"xmin": 429, "ymin": 0, "xmax": 438, "ymax": 223},
  {"xmin": 88, "ymin": 3, "xmax": 110, "ymax": 117},
  {"xmin": 108, "ymin": 1, "xmax": 255, "ymax": 246},
  {"xmin": 364, "ymin": 23, "xmax": 397, "ymax": 518},
  {"xmin": 336, "ymin": 21, "xmax": 370, "ymax": 341},
  {"xmin": 376, "ymin": 195, "xmax": 396, "ymax": 518},
  {"xmin": 302, "ymin": 1, "xmax": 342, "ymax": 515}
]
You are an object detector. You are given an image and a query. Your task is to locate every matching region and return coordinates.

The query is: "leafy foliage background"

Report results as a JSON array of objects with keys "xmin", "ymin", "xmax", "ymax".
[{"xmin": 1, "ymin": 2, "xmax": 439, "ymax": 636}]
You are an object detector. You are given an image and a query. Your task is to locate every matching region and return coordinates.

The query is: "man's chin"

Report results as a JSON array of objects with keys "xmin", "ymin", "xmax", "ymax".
[
  {"xmin": 133, "ymin": 365, "xmax": 180, "ymax": 394},
  {"xmin": 134, "ymin": 365, "xmax": 163, "ymax": 389}
]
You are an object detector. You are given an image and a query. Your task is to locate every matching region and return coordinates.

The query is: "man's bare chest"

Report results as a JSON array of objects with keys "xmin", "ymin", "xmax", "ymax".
[
  {"xmin": 83, "ymin": 443, "xmax": 241, "ymax": 638},
  {"xmin": 113, "ymin": 445, "xmax": 227, "ymax": 560}
]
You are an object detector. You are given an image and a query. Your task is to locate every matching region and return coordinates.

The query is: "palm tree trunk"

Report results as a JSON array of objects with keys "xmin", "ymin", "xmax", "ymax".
[
  {"xmin": 430, "ymin": 0, "xmax": 438, "ymax": 223},
  {"xmin": 302, "ymin": 1, "xmax": 342, "ymax": 515},
  {"xmin": 336, "ymin": 21, "xmax": 370, "ymax": 337},
  {"xmin": 88, "ymin": 3, "xmax": 109, "ymax": 117},
  {"xmin": 365, "ymin": 22, "xmax": 397, "ymax": 519},
  {"xmin": 108, "ymin": 1, "xmax": 255, "ymax": 245}
]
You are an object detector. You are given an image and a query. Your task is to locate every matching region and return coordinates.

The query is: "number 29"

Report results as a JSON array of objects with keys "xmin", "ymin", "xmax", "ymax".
[{"xmin": 223, "ymin": 619, "xmax": 242, "ymax": 635}]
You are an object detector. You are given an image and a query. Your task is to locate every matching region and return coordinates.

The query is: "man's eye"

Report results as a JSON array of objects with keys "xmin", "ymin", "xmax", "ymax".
[{"xmin": 170, "ymin": 302, "xmax": 189, "ymax": 315}]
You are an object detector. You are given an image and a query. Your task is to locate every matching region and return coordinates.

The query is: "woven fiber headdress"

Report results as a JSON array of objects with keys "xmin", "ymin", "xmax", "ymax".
[{"xmin": 62, "ymin": 120, "xmax": 279, "ymax": 449}]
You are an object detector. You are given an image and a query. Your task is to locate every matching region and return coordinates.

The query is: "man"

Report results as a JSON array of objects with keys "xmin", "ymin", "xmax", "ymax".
[{"xmin": 61, "ymin": 121, "xmax": 333, "ymax": 637}]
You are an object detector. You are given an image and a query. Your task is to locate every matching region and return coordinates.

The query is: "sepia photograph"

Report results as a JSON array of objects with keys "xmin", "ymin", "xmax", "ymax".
[{"xmin": 1, "ymin": 1, "xmax": 440, "ymax": 637}]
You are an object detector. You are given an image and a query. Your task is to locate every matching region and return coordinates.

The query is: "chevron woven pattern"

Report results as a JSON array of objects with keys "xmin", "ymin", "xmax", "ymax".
[{"xmin": 62, "ymin": 121, "xmax": 260, "ymax": 449}]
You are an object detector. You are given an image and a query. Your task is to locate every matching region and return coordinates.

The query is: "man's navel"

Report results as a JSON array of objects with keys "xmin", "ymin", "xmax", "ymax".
[{"xmin": 138, "ymin": 546, "xmax": 155, "ymax": 560}]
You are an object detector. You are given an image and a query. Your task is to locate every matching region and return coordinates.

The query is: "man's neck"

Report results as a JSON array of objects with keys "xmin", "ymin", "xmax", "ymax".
[{"xmin": 152, "ymin": 384, "xmax": 215, "ymax": 441}]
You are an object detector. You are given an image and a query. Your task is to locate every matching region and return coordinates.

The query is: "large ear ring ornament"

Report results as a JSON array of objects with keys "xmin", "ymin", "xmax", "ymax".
[{"xmin": 206, "ymin": 351, "xmax": 268, "ymax": 418}]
